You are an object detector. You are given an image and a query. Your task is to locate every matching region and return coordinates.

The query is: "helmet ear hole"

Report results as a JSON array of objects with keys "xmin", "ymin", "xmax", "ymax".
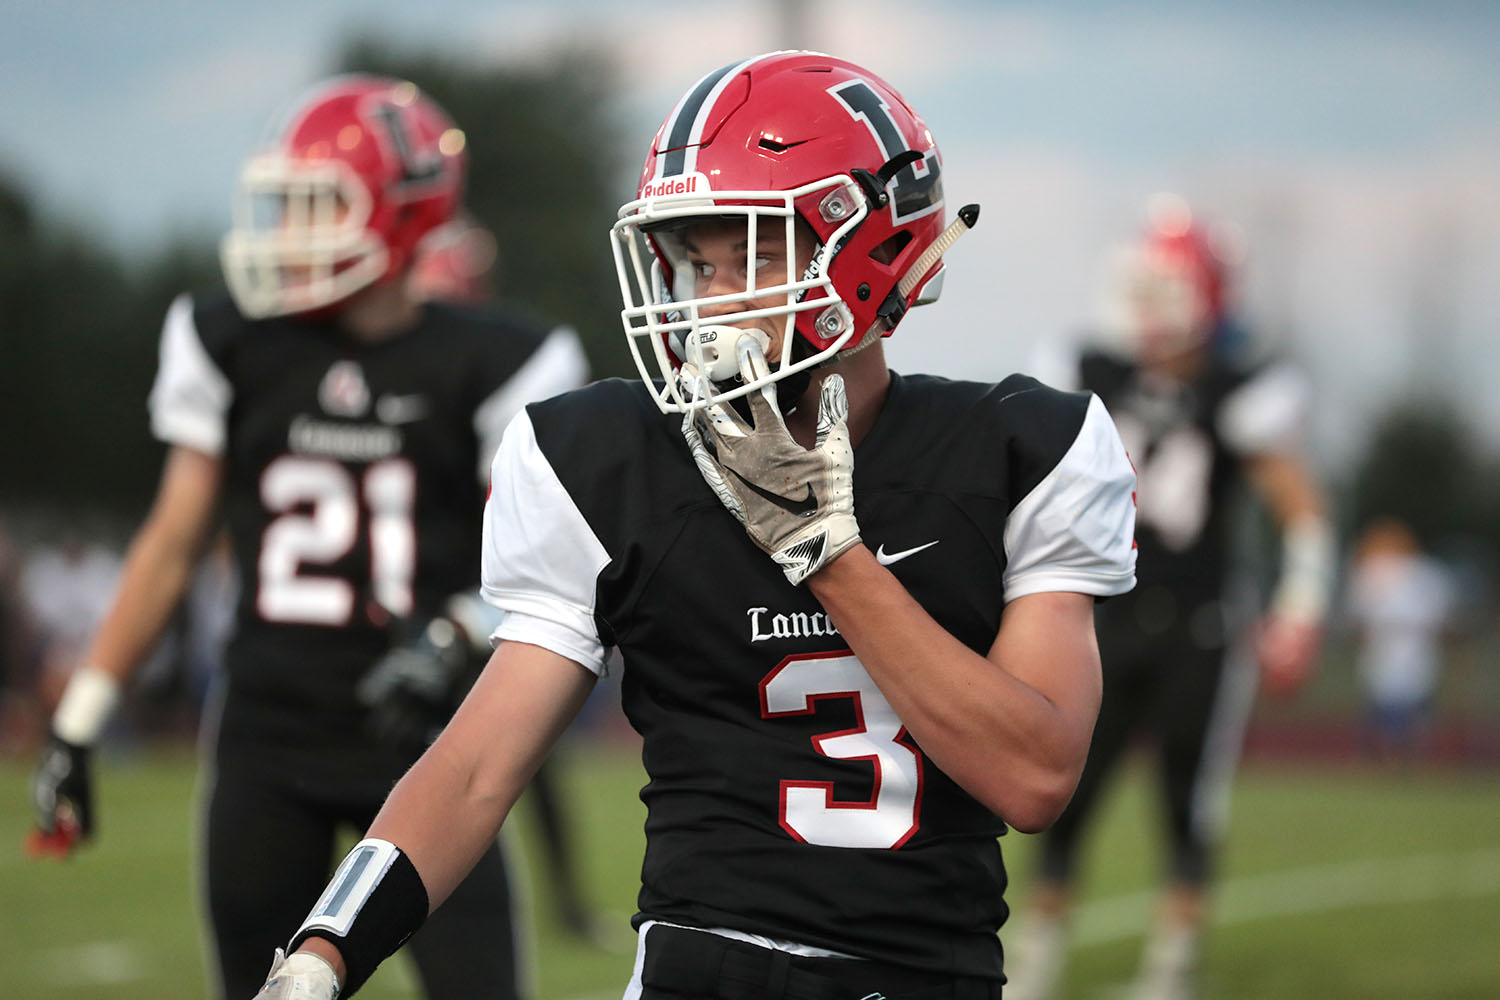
[{"xmin": 869, "ymin": 231, "xmax": 912, "ymax": 266}]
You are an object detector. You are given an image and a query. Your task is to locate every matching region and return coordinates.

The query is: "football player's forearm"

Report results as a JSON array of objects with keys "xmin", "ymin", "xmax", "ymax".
[
  {"xmin": 1247, "ymin": 453, "xmax": 1333, "ymax": 624},
  {"xmin": 809, "ymin": 547, "xmax": 1098, "ymax": 828},
  {"xmin": 366, "ymin": 641, "xmax": 597, "ymax": 907},
  {"xmin": 363, "ymin": 737, "xmax": 515, "ymax": 912},
  {"xmin": 85, "ymin": 515, "xmax": 201, "ymax": 683},
  {"xmin": 84, "ymin": 447, "xmax": 221, "ymax": 685}
]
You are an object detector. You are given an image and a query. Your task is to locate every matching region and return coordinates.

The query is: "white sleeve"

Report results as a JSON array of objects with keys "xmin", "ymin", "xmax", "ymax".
[
  {"xmin": 1003, "ymin": 394, "xmax": 1138, "ymax": 600},
  {"xmin": 146, "ymin": 293, "xmax": 232, "ymax": 454},
  {"xmin": 1217, "ymin": 362, "xmax": 1311, "ymax": 456},
  {"xmin": 480, "ymin": 409, "xmax": 612, "ymax": 675},
  {"xmin": 472, "ymin": 325, "xmax": 589, "ymax": 481}
]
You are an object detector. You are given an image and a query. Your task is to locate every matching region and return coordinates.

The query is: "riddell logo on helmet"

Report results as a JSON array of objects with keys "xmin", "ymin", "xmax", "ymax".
[{"xmin": 642, "ymin": 172, "xmax": 708, "ymax": 199}]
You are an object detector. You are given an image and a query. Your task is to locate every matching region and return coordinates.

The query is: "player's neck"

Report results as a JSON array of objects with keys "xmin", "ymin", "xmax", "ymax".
[
  {"xmin": 786, "ymin": 340, "xmax": 890, "ymax": 449},
  {"xmin": 334, "ymin": 279, "xmax": 423, "ymax": 343}
]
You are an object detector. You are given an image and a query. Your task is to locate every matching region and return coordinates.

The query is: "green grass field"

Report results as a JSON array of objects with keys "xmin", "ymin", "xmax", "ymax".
[{"xmin": 2, "ymin": 741, "xmax": 1498, "ymax": 999}]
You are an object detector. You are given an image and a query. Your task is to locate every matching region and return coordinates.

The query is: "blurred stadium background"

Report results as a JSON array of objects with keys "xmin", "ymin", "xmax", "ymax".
[{"xmin": 1, "ymin": 1, "xmax": 1497, "ymax": 997}]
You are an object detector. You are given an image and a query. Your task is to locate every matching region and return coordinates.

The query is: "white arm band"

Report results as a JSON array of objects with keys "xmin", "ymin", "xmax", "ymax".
[
  {"xmin": 1268, "ymin": 516, "xmax": 1335, "ymax": 624},
  {"xmin": 290, "ymin": 838, "xmax": 429, "ymax": 995},
  {"xmin": 52, "ymin": 666, "xmax": 122, "ymax": 745}
]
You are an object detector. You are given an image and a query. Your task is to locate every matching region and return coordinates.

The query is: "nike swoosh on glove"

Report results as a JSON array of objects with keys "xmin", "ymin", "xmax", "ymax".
[{"xmin": 680, "ymin": 348, "xmax": 860, "ymax": 586}]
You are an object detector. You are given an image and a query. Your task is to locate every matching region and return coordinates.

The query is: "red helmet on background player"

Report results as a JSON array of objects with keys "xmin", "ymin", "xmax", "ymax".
[
  {"xmin": 221, "ymin": 75, "xmax": 466, "ymax": 319},
  {"xmin": 611, "ymin": 51, "xmax": 977, "ymax": 412},
  {"xmin": 1097, "ymin": 193, "xmax": 1239, "ymax": 360},
  {"xmin": 408, "ymin": 215, "xmax": 499, "ymax": 305}
]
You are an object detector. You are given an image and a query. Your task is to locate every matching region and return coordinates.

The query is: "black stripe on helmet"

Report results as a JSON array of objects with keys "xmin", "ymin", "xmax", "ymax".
[{"xmin": 660, "ymin": 61, "xmax": 741, "ymax": 178}]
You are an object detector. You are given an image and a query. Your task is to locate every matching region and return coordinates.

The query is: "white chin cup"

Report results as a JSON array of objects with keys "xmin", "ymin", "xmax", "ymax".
[{"xmin": 683, "ymin": 326, "xmax": 771, "ymax": 383}]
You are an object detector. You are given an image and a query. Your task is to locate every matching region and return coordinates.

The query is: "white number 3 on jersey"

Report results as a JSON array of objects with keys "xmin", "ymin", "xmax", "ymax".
[{"xmin": 760, "ymin": 651, "xmax": 923, "ymax": 849}]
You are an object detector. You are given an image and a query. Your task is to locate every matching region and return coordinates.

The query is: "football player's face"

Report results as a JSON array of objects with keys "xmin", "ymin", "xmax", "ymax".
[
  {"xmin": 680, "ymin": 217, "xmax": 817, "ymax": 360},
  {"xmin": 260, "ymin": 187, "xmax": 354, "ymax": 281}
]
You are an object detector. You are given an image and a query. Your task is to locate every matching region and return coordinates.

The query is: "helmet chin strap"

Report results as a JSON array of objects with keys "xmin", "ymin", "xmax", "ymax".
[
  {"xmin": 776, "ymin": 323, "xmax": 884, "ymax": 417},
  {"xmin": 897, "ymin": 203, "xmax": 981, "ymax": 300},
  {"xmin": 841, "ymin": 323, "xmax": 887, "ymax": 358}
]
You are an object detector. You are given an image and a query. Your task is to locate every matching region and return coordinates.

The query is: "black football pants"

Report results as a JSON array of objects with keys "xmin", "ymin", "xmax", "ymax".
[
  {"xmin": 203, "ymin": 761, "xmax": 519, "ymax": 999},
  {"xmin": 1038, "ymin": 595, "xmax": 1235, "ymax": 888},
  {"xmin": 636, "ymin": 924, "xmax": 1002, "ymax": 1000}
]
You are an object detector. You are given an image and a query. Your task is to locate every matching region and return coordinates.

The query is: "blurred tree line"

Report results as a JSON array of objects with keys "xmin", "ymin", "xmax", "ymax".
[
  {"xmin": 1344, "ymin": 395, "xmax": 1500, "ymax": 581},
  {"xmin": 4, "ymin": 35, "xmax": 1500, "ymax": 578},
  {"xmin": 1, "ymin": 39, "xmax": 634, "ymax": 522}
]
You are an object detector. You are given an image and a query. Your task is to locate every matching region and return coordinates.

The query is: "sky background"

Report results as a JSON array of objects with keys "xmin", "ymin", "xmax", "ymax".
[{"xmin": 3, "ymin": 0, "xmax": 1498, "ymax": 469}]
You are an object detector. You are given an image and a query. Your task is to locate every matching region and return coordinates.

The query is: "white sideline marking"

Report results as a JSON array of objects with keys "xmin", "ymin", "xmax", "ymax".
[
  {"xmin": 40, "ymin": 940, "xmax": 150, "ymax": 985},
  {"xmin": 1071, "ymin": 847, "xmax": 1500, "ymax": 947}
]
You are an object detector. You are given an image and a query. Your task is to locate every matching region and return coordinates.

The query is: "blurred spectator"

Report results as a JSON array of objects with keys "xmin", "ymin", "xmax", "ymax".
[
  {"xmin": 1345, "ymin": 517, "xmax": 1456, "ymax": 764},
  {"xmin": 1010, "ymin": 195, "xmax": 1334, "ymax": 1000},
  {"xmin": 19, "ymin": 532, "xmax": 122, "ymax": 711}
]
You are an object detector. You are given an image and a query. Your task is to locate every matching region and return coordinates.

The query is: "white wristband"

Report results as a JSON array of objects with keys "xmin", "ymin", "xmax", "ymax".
[
  {"xmin": 1268, "ymin": 516, "xmax": 1334, "ymax": 624},
  {"xmin": 277, "ymin": 950, "xmax": 341, "ymax": 999},
  {"xmin": 53, "ymin": 666, "xmax": 122, "ymax": 746}
]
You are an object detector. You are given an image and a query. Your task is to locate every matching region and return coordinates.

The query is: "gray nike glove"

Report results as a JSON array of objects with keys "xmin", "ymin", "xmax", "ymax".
[{"xmin": 680, "ymin": 343, "xmax": 860, "ymax": 586}]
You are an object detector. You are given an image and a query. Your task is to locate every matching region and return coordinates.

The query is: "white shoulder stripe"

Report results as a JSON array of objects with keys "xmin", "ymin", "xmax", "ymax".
[
  {"xmin": 1217, "ymin": 362, "xmax": 1310, "ymax": 456},
  {"xmin": 472, "ymin": 326, "xmax": 589, "ymax": 481},
  {"xmin": 147, "ymin": 293, "xmax": 232, "ymax": 455},
  {"xmin": 1003, "ymin": 394, "xmax": 1138, "ymax": 600},
  {"xmin": 480, "ymin": 409, "xmax": 611, "ymax": 674}
]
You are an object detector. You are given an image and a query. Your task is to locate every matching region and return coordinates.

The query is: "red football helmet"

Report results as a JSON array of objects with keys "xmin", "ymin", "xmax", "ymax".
[
  {"xmin": 221, "ymin": 75, "xmax": 466, "ymax": 319},
  {"xmin": 408, "ymin": 216, "xmax": 499, "ymax": 305},
  {"xmin": 1097, "ymin": 193, "xmax": 1236, "ymax": 359},
  {"xmin": 611, "ymin": 51, "xmax": 973, "ymax": 412}
]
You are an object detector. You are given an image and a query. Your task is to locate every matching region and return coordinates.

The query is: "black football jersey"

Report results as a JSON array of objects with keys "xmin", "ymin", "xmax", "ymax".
[
  {"xmin": 147, "ymin": 291, "xmax": 587, "ymax": 778},
  {"xmin": 1041, "ymin": 343, "xmax": 1310, "ymax": 598},
  {"xmin": 480, "ymin": 372, "xmax": 1137, "ymax": 978}
]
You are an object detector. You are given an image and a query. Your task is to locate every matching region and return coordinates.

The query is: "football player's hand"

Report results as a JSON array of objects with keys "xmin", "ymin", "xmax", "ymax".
[
  {"xmin": 1257, "ymin": 615, "xmax": 1322, "ymax": 699},
  {"xmin": 27, "ymin": 733, "xmax": 93, "ymax": 858},
  {"xmin": 356, "ymin": 616, "xmax": 476, "ymax": 752},
  {"xmin": 251, "ymin": 948, "xmax": 340, "ymax": 1000},
  {"xmin": 679, "ymin": 339, "xmax": 860, "ymax": 585}
]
